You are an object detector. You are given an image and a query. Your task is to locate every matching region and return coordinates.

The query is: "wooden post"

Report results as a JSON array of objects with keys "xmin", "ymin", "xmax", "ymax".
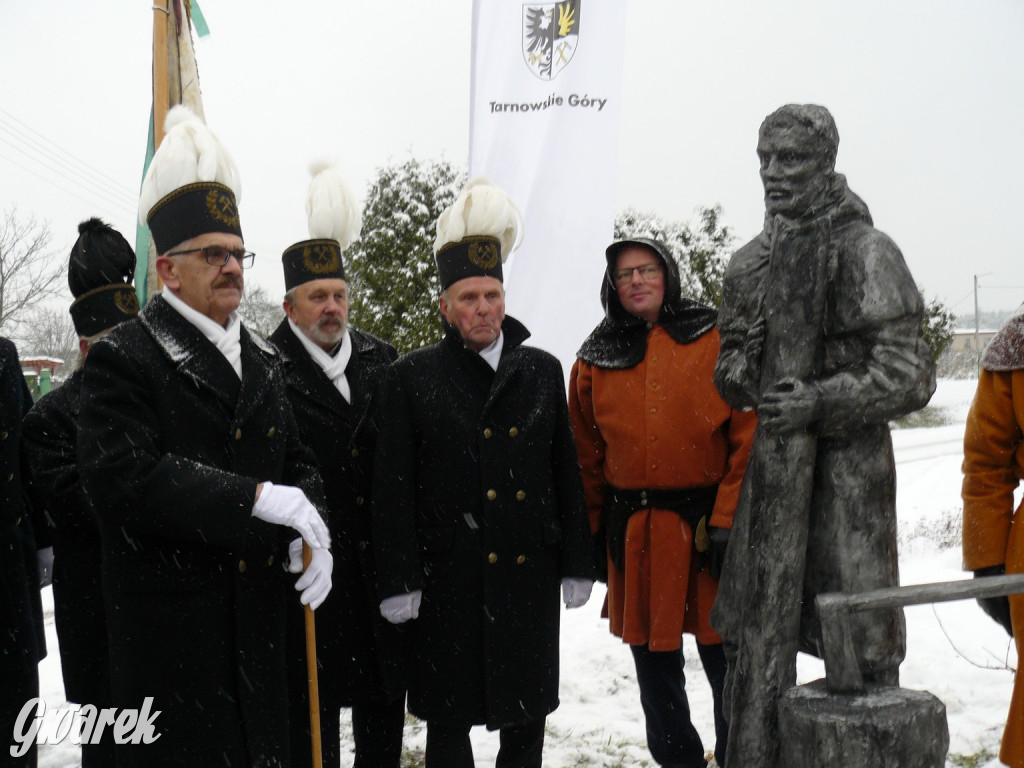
[
  {"xmin": 151, "ymin": 0, "xmax": 170, "ymax": 149},
  {"xmin": 302, "ymin": 543, "xmax": 323, "ymax": 768}
]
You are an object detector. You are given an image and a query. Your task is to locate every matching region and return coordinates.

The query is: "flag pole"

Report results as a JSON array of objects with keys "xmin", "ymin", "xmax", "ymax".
[
  {"xmin": 302, "ymin": 542, "xmax": 324, "ymax": 768},
  {"xmin": 151, "ymin": 0, "xmax": 170, "ymax": 149}
]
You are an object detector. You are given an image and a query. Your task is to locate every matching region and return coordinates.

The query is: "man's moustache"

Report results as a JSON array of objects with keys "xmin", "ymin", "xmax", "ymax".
[{"xmin": 212, "ymin": 277, "xmax": 243, "ymax": 290}]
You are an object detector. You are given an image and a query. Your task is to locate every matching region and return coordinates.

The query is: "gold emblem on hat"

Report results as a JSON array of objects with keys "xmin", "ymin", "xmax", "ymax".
[
  {"xmin": 468, "ymin": 242, "xmax": 499, "ymax": 270},
  {"xmin": 205, "ymin": 189, "xmax": 240, "ymax": 228},
  {"xmin": 302, "ymin": 243, "xmax": 340, "ymax": 275},
  {"xmin": 114, "ymin": 287, "xmax": 140, "ymax": 316}
]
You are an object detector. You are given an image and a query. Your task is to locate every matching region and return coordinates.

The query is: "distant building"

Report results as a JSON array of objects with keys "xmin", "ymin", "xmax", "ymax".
[
  {"xmin": 21, "ymin": 356, "xmax": 64, "ymax": 401},
  {"xmin": 949, "ymin": 329, "xmax": 998, "ymax": 355}
]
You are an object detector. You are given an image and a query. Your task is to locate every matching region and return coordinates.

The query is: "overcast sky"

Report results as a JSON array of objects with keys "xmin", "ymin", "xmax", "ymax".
[{"xmin": 2, "ymin": 1, "xmax": 1022, "ymax": 318}]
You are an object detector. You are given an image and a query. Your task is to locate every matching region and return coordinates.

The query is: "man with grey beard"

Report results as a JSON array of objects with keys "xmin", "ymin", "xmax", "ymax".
[{"xmin": 270, "ymin": 229, "xmax": 404, "ymax": 768}]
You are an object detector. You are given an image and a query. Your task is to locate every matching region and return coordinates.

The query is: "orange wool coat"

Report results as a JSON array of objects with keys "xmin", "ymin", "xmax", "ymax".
[
  {"xmin": 963, "ymin": 367, "xmax": 1024, "ymax": 768},
  {"xmin": 569, "ymin": 326, "xmax": 756, "ymax": 650}
]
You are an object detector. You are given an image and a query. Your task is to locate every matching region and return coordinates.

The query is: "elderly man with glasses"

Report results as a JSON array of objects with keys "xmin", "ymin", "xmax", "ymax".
[
  {"xmin": 568, "ymin": 237, "xmax": 756, "ymax": 768},
  {"xmin": 77, "ymin": 107, "xmax": 332, "ymax": 767}
]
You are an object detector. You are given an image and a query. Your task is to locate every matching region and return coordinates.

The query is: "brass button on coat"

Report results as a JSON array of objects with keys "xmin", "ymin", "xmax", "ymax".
[
  {"xmin": 351, "ymin": 448, "xmax": 359, "ymax": 458},
  {"xmin": 488, "ymin": 552, "xmax": 498, "ymax": 564},
  {"xmin": 486, "ymin": 489, "xmax": 497, "ymax": 500},
  {"xmin": 266, "ymin": 555, "xmax": 275, "ymax": 567},
  {"xmin": 508, "ymin": 427, "xmax": 519, "ymax": 437},
  {"xmin": 483, "ymin": 428, "xmax": 493, "ymax": 438},
  {"xmin": 356, "ymin": 496, "xmax": 365, "ymax": 506},
  {"xmin": 516, "ymin": 555, "xmax": 526, "ymax": 565},
  {"xmin": 234, "ymin": 428, "xmax": 242, "ymax": 440},
  {"xmin": 238, "ymin": 560, "xmax": 247, "ymax": 573},
  {"xmin": 516, "ymin": 490, "xmax": 526, "ymax": 501}
]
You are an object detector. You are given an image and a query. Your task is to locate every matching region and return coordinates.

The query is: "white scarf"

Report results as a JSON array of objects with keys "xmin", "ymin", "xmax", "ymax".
[
  {"xmin": 289, "ymin": 318, "xmax": 352, "ymax": 403},
  {"xmin": 478, "ymin": 332, "xmax": 504, "ymax": 371},
  {"xmin": 162, "ymin": 289, "xmax": 242, "ymax": 379}
]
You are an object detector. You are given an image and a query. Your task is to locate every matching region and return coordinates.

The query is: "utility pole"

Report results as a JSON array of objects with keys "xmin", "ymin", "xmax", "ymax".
[
  {"xmin": 974, "ymin": 274, "xmax": 980, "ymax": 351},
  {"xmin": 974, "ymin": 273, "xmax": 992, "ymax": 375}
]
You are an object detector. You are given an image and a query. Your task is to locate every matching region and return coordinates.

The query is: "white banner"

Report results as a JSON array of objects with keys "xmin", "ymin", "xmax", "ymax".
[{"xmin": 470, "ymin": 0, "xmax": 628, "ymax": 372}]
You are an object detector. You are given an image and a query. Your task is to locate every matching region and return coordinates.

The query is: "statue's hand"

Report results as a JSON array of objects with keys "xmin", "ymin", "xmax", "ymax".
[{"xmin": 758, "ymin": 378, "xmax": 821, "ymax": 434}]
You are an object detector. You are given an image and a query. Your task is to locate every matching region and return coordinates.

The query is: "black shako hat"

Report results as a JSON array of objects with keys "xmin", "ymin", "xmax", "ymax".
[
  {"xmin": 146, "ymin": 181, "xmax": 243, "ymax": 255},
  {"xmin": 70, "ymin": 285, "xmax": 140, "ymax": 337},
  {"xmin": 68, "ymin": 218, "xmax": 140, "ymax": 337},
  {"xmin": 282, "ymin": 161, "xmax": 361, "ymax": 291},
  {"xmin": 435, "ymin": 235, "xmax": 503, "ymax": 291},
  {"xmin": 432, "ymin": 178, "xmax": 519, "ymax": 292},
  {"xmin": 282, "ymin": 239, "xmax": 346, "ymax": 290}
]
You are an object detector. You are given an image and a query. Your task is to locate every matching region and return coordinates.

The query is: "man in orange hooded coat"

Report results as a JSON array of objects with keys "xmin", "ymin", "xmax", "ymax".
[
  {"xmin": 569, "ymin": 237, "xmax": 756, "ymax": 768},
  {"xmin": 963, "ymin": 309, "xmax": 1024, "ymax": 768}
]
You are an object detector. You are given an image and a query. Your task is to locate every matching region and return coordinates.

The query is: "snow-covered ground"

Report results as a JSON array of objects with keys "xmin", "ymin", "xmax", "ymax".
[{"xmin": 35, "ymin": 378, "xmax": 1015, "ymax": 767}]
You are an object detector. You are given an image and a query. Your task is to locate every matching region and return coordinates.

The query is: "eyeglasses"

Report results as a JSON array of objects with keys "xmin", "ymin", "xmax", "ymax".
[
  {"xmin": 612, "ymin": 264, "xmax": 662, "ymax": 286},
  {"xmin": 167, "ymin": 246, "xmax": 256, "ymax": 269}
]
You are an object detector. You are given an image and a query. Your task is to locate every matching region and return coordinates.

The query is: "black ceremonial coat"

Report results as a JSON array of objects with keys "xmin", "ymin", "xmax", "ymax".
[
  {"xmin": 22, "ymin": 369, "xmax": 110, "ymax": 708},
  {"xmin": 372, "ymin": 317, "xmax": 593, "ymax": 730},
  {"xmin": 0, "ymin": 337, "xmax": 45, "ymax": 752},
  {"xmin": 270, "ymin": 321, "xmax": 402, "ymax": 757},
  {"xmin": 77, "ymin": 295, "xmax": 326, "ymax": 768}
]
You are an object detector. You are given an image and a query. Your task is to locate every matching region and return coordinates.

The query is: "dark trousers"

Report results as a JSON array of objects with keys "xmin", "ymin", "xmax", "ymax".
[
  {"xmin": 351, "ymin": 696, "xmax": 406, "ymax": 768},
  {"xmin": 630, "ymin": 641, "xmax": 728, "ymax": 768},
  {"xmin": 80, "ymin": 729, "xmax": 115, "ymax": 768},
  {"xmin": 292, "ymin": 693, "xmax": 406, "ymax": 768},
  {"xmin": 0, "ymin": 666, "xmax": 38, "ymax": 768},
  {"xmin": 424, "ymin": 719, "xmax": 545, "ymax": 768}
]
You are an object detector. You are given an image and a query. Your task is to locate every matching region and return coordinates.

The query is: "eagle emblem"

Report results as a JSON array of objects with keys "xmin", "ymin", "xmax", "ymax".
[{"xmin": 523, "ymin": 1, "xmax": 581, "ymax": 81}]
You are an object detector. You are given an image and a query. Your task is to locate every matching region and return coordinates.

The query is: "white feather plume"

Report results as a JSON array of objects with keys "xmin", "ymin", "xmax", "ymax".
[
  {"xmin": 305, "ymin": 160, "xmax": 361, "ymax": 250},
  {"xmin": 138, "ymin": 106, "xmax": 242, "ymax": 225},
  {"xmin": 433, "ymin": 177, "xmax": 521, "ymax": 262}
]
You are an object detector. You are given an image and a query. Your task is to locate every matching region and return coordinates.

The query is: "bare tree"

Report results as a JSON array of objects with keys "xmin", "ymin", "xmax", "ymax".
[
  {"xmin": 238, "ymin": 284, "xmax": 285, "ymax": 339},
  {"xmin": 0, "ymin": 209, "xmax": 65, "ymax": 337},
  {"xmin": 17, "ymin": 305, "xmax": 79, "ymax": 373}
]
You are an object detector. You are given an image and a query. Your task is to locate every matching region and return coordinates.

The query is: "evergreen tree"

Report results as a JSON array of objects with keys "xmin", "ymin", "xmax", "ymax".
[
  {"xmin": 345, "ymin": 158, "xmax": 466, "ymax": 354},
  {"xmin": 921, "ymin": 291, "xmax": 956, "ymax": 364}
]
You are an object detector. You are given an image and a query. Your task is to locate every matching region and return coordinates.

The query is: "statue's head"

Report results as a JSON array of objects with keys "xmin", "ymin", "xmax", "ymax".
[{"xmin": 757, "ymin": 104, "xmax": 839, "ymax": 218}]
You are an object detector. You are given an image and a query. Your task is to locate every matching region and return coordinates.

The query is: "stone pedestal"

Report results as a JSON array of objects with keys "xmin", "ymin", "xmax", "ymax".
[{"xmin": 778, "ymin": 679, "xmax": 949, "ymax": 768}]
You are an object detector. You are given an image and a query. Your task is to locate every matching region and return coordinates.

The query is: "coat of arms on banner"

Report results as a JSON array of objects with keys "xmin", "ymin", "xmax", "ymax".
[{"xmin": 523, "ymin": 1, "xmax": 581, "ymax": 81}]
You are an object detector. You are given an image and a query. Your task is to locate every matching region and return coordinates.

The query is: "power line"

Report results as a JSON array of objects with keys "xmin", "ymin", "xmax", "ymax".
[
  {"xmin": 0, "ymin": 107, "xmax": 139, "ymax": 204},
  {"xmin": 0, "ymin": 123, "xmax": 137, "ymax": 210},
  {"xmin": 0, "ymin": 149, "xmax": 134, "ymax": 227},
  {"xmin": 0, "ymin": 132, "xmax": 138, "ymax": 215},
  {"xmin": 0, "ymin": 108, "xmax": 141, "ymax": 226}
]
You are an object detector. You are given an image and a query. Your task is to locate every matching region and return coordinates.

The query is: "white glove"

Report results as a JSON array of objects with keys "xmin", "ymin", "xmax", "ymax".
[
  {"xmin": 561, "ymin": 577, "xmax": 593, "ymax": 609},
  {"xmin": 380, "ymin": 591, "xmax": 422, "ymax": 624},
  {"xmin": 287, "ymin": 537, "xmax": 304, "ymax": 573},
  {"xmin": 37, "ymin": 546, "xmax": 54, "ymax": 588},
  {"xmin": 252, "ymin": 482, "xmax": 331, "ymax": 550},
  {"xmin": 288, "ymin": 537, "xmax": 333, "ymax": 609}
]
